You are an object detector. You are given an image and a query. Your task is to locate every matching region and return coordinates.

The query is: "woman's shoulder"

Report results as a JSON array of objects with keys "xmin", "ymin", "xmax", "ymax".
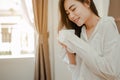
[
  {"xmin": 99, "ymin": 16, "xmax": 119, "ymax": 34},
  {"xmin": 100, "ymin": 16, "xmax": 115, "ymax": 23},
  {"xmin": 99, "ymin": 16, "xmax": 117, "ymax": 28}
]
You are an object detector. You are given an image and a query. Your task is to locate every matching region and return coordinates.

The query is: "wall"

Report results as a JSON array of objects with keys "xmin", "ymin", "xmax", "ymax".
[{"xmin": 0, "ymin": 57, "xmax": 35, "ymax": 80}]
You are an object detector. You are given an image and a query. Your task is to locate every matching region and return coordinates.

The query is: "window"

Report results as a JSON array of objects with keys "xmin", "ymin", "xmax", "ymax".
[{"xmin": 0, "ymin": 0, "xmax": 35, "ymax": 57}]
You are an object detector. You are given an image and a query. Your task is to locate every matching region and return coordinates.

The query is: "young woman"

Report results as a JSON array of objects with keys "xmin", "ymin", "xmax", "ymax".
[{"xmin": 58, "ymin": 0, "xmax": 120, "ymax": 80}]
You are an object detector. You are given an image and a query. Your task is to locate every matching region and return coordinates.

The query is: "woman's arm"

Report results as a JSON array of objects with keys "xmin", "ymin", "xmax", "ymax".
[
  {"xmin": 58, "ymin": 21, "xmax": 120, "ymax": 79},
  {"xmin": 66, "ymin": 49, "xmax": 76, "ymax": 65}
]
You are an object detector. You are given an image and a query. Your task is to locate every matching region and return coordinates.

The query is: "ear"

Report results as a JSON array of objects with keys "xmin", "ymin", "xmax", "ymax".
[
  {"xmin": 84, "ymin": 0, "xmax": 91, "ymax": 8},
  {"xmin": 85, "ymin": 0, "xmax": 91, "ymax": 6},
  {"xmin": 83, "ymin": 2, "xmax": 90, "ymax": 8}
]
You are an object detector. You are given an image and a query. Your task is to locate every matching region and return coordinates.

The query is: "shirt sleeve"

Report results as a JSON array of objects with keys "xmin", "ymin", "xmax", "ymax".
[
  {"xmin": 58, "ymin": 21, "xmax": 120, "ymax": 79},
  {"xmin": 58, "ymin": 30, "xmax": 78, "ymax": 72},
  {"xmin": 59, "ymin": 47, "xmax": 77, "ymax": 72}
]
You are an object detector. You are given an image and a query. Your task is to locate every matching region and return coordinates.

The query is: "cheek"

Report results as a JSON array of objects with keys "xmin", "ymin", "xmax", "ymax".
[
  {"xmin": 75, "ymin": 8, "xmax": 81, "ymax": 15},
  {"xmin": 76, "ymin": 14, "xmax": 87, "ymax": 26},
  {"xmin": 68, "ymin": 16, "xmax": 73, "ymax": 21},
  {"xmin": 81, "ymin": 11, "xmax": 90, "ymax": 21}
]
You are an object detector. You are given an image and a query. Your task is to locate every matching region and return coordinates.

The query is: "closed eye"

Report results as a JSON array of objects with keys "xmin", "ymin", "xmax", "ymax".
[{"xmin": 71, "ymin": 7, "xmax": 76, "ymax": 11}]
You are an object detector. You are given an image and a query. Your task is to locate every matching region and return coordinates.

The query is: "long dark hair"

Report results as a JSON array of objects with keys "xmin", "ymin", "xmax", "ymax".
[{"xmin": 58, "ymin": 0, "xmax": 99, "ymax": 37}]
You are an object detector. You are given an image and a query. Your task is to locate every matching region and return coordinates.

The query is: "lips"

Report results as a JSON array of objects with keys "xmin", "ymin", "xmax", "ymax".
[{"xmin": 73, "ymin": 17, "xmax": 80, "ymax": 23}]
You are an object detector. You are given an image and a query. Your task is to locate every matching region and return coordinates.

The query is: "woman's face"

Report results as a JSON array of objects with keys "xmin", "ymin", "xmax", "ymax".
[{"xmin": 64, "ymin": 0, "xmax": 91, "ymax": 26}]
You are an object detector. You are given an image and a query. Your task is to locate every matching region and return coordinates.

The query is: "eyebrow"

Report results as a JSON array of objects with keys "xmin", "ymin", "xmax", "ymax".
[{"xmin": 65, "ymin": 4, "xmax": 75, "ymax": 11}]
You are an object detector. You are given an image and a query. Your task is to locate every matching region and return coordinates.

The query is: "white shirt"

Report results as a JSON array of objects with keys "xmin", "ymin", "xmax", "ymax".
[{"xmin": 58, "ymin": 16, "xmax": 120, "ymax": 80}]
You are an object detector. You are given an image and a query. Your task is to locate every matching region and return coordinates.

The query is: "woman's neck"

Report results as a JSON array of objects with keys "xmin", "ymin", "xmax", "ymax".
[{"xmin": 85, "ymin": 13, "xmax": 100, "ymax": 30}]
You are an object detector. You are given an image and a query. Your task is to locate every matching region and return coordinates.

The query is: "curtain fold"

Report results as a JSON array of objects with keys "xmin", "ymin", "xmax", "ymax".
[
  {"xmin": 108, "ymin": 0, "xmax": 120, "ymax": 32},
  {"xmin": 32, "ymin": 0, "xmax": 51, "ymax": 80},
  {"xmin": 20, "ymin": 0, "xmax": 34, "ymax": 27}
]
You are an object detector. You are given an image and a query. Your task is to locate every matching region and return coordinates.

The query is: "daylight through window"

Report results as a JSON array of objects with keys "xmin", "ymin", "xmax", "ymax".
[{"xmin": 0, "ymin": 0, "xmax": 35, "ymax": 56}]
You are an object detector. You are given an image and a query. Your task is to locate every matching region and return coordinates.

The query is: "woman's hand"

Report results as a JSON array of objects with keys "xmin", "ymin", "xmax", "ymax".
[
  {"xmin": 57, "ymin": 29, "xmax": 75, "ymax": 53},
  {"xmin": 57, "ymin": 29, "xmax": 75, "ymax": 44}
]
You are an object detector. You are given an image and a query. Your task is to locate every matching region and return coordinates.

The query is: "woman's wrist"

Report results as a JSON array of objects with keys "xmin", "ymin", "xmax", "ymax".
[{"xmin": 66, "ymin": 52, "xmax": 76, "ymax": 65}]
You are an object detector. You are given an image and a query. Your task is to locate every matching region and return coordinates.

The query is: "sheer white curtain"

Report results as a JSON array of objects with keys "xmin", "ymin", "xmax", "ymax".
[
  {"xmin": 93, "ymin": 0, "xmax": 110, "ymax": 17},
  {"xmin": 20, "ymin": 0, "xmax": 34, "ymax": 27},
  {"xmin": 20, "ymin": 0, "xmax": 39, "ymax": 55}
]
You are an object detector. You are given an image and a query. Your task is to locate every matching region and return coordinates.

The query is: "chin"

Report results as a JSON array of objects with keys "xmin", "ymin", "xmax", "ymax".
[
  {"xmin": 76, "ymin": 21, "xmax": 84, "ymax": 27},
  {"xmin": 76, "ymin": 23, "xmax": 83, "ymax": 27}
]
